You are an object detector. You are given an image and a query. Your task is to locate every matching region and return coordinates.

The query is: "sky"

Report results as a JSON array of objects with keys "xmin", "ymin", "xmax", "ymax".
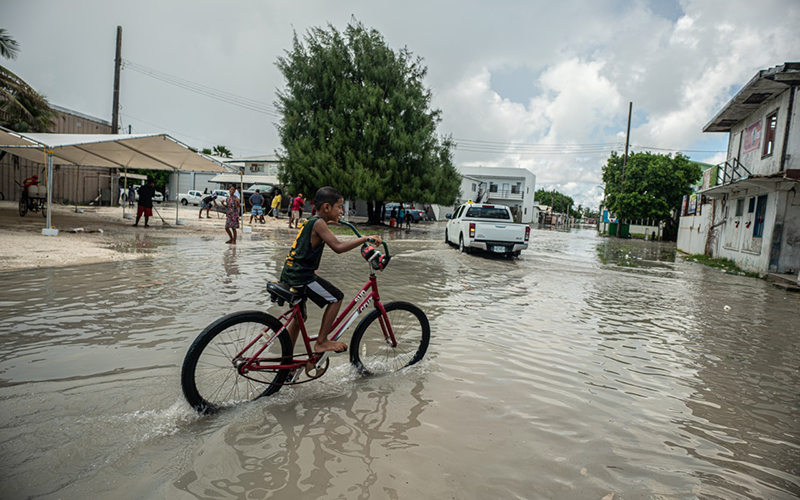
[{"xmin": 2, "ymin": 0, "xmax": 799, "ymax": 209}]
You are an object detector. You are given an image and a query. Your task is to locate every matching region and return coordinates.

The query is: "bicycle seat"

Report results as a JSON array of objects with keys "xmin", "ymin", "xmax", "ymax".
[{"xmin": 267, "ymin": 282, "xmax": 304, "ymax": 306}]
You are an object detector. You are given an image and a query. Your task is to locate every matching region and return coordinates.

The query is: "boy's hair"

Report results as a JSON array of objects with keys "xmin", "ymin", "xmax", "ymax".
[{"xmin": 314, "ymin": 186, "xmax": 342, "ymax": 209}]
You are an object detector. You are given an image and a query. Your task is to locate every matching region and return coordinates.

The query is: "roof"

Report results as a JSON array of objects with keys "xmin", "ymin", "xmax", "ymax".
[
  {"xmin": 210, "ymin": 173, "xmax": 279, "ymax": 185},
  {"xmin": 51, "ymin": 104, "xmax": 112, "ymax": 126},
  {"xmin": 0, "ymin": 127, "xmax": 226, "ymax": 172},
  {"xmin": 459, "ymin": 165, "xmax": 536, "ymax": 180},
  {"xmin": 704, "ymin": 62, "xmax": 800, "ymax": 132}
]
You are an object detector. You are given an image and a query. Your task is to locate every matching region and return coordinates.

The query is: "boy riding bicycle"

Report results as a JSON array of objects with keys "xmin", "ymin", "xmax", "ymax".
[{"xmin": 280, "ymin": 186, "xmax": 381, "ymax": 353}]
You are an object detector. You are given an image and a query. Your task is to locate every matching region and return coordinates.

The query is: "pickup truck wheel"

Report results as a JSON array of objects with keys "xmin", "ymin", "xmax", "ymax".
[
  {"xmin": 181, "ymin": 198, "xmax": 188, "ymax": 205},
  {"xmin": 459, "ymin": 235, "xmax": 470, "ymax": 254},
  {"xmin": 445, "ymin": 229, "xmax": 449, "ymax": 244}
]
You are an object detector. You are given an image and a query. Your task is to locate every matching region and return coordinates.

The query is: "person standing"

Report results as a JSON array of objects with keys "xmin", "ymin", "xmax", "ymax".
[
  {"xmin": 249, "ymin": 189, "xmax": 265, "ymax": 224},
  {"xmin": 224, "ymin": 185, "xmax": 240, "ymax": 244},
  {"xmin": 390, "ymin": 207, "xmax": 397, "ymax": 227},
  {"xmin": 134, "ymin": 179, "xmax": 156, "ymax": 227},
  {"xmin": 127, "ymin": 184, "xmax": 136, "ymax": 207},
  {"xmin": 289, "ymin": 192, "xmax": 304, "ymax": 228},
  {"xmin": 271, "ymin": 189, "xmax": 282, "ymax": 218},
  {"xmin": 398, "ymin": 204, "xmax": 405, "ymax": 228}
]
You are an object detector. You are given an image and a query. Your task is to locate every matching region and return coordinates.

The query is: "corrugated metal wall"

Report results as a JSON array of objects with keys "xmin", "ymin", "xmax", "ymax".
[{"xmin": 1, "ymin": 108, "xmax": 119, "ymax": 205}]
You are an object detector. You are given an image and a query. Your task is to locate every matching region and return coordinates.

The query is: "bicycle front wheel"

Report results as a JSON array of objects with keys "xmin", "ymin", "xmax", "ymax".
[
  {"xmin": 181, "ymin": 311, "xmax": 292, "ymax": 414},
  {"xmin": 19, "ymin": 199, "xmax": 27, "ymax": 217},
  {"xmin": 350, "ymin": 301, "xmax": 430, "ymax": 376}
]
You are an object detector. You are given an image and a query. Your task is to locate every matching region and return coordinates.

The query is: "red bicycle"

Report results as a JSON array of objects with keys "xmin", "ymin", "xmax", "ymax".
[{"xmin": 181, "ymin": 222, "xmax": 430, "ymax": 414}]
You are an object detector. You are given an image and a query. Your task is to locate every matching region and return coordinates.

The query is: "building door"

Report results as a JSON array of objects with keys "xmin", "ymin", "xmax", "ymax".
[{"xmin": 502, "ymin": 183, "xmax": 509, "ymax": 196}]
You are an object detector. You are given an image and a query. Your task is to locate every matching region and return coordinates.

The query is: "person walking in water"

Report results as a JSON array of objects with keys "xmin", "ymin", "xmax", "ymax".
[
  {"xmin": 133, "ymin": 179, "xmax": 156, "ymax": 227},
  {"xmin": 224, "ymin": 185, "xmax": 240, "ymax": 244}
]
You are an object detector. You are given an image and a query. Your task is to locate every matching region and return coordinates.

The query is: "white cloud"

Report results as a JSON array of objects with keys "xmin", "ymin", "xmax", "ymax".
[{"xmin": 2, "ymin": 0, "xmax": 799, "ymax": 210}]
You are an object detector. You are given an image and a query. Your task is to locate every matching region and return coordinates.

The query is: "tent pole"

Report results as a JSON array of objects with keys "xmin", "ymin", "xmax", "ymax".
[
  {"xmin": 75, "ymin": 165, "xmax": 79, "ymax": 212},
  {"xmin": 122, "ymin": 165, "xmax": 127, "ymax": 218},
  {"xmin": 240, "ymin": 170, "xmax": 244, "ymax": 230},
  {"xmin": 175, "ymin": 169, "xmax": 179, "ymax": 224},
  {"xmin": 42, "ymin": 151, "xmax": 57, "ymax": 236}
]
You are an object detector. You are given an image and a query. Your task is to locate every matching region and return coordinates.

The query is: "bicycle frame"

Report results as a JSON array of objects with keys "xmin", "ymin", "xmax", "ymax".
[{"xmin": 235, "ymin": 271, "xmax": 397, "ymax": 373}]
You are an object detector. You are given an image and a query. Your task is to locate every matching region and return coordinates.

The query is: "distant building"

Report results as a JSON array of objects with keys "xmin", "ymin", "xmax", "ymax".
[
  {"xmin": 677, "ymin": 62, "xmax": 800, "ymax": 277},
  {"xmin": 171, "ymin": 155, "xmax": 280, "ymax": 196},
  {"xmin": 456, "ymin": 166, "xmax": 536, "ymax": 223}
]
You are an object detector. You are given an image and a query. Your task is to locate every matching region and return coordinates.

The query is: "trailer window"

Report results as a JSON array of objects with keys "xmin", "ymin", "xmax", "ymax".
[{"xmin": 466, "ymin": 206, "xmax": 511, "ymax": 219}]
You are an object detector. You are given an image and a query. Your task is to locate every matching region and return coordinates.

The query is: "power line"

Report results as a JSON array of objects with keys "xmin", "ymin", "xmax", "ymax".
[
  {"xmin": 455, "ymin": 138, "xmax": 621, "ymax": 147},
  {"xmin": 631, "ymin": 144, "xmax": 726, "ymax": 153},
  {"xmin": 122, "ymin": 59, "xmax": 282, "ymax": 117}
]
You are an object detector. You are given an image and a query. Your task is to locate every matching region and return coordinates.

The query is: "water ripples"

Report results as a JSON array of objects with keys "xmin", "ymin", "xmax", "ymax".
[{"xmin": 0, "ymin": 228, "xmax": 798, "ymax": 499}]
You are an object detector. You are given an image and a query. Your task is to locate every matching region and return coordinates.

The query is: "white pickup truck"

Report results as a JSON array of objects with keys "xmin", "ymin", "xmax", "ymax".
[
  {"xmin": 445, "ymin": 203, "xmax": 530, "ymax": 257},
  {"xmin": 179, "ymin": 190, "xmax": 205, "ymax": 206}
]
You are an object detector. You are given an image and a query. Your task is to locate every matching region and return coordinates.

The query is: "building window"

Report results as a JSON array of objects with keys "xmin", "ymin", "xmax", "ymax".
[
  {"xmin": 748, "ymin": 197, "xmax": 755, "ymax": 213},
  {"xmin": 735, "ymin": 198, "xmax": 744, "ymax": 217},
  {"xmin": 471, "ymin": 183, "xmax": 476, "ymax": 192},
  {"xmin": 763, "ymin": 111, "xmax": 778, "ymax": 157},
  {"xmin": 489, "ymin": 183, "xmax": 498, "ymax": 193},
  {"xmin": 753, "ymin": 194, "xmax": 767, "ymax": 238},
  {"xmin": 511, "ymin": 183, "xmax": 521, "ymax": 194}
]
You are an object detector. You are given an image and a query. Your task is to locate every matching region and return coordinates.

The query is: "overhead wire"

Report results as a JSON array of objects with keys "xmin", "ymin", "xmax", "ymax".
[{"xmin": 122, "ymin": 59, "xmax": 281, "ymax": 117}]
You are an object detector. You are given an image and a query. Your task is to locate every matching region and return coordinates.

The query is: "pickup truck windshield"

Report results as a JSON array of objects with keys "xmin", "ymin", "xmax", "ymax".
[{"xmin": 465, "ymin": 206, "xmax": 511, "ymax": 220}]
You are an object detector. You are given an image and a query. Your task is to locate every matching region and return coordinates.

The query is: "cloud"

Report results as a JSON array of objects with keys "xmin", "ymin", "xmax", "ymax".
[{"xmin": 2, "ymin": 0, "xmax": 799, "ymax": 210}]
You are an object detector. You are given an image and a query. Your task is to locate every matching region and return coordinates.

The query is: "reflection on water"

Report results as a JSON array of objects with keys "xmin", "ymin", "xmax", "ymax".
[{"xmin": 0, "ymin": 225, "xmax": 798, "ymax": 500}]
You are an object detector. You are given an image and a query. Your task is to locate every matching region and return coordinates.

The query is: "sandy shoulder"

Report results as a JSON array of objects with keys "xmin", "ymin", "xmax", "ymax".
[{"xmin": 0, "ymin": 200, "xmax": 307, "ymax": 272}]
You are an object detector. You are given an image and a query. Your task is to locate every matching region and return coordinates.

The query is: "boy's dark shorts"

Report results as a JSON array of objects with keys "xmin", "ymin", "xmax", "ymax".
[{"xmin": 303, "ymin": 276, "xmax": 344, "ymax": 308}]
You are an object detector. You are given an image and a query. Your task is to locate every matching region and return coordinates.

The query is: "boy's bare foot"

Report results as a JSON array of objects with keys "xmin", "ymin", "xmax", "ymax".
[
  {"xmin": 225, "ymin": 240, "xmax": 232, "ymax": 244},
  {"xmin": 314, "ymin": 339, "xmax": 347, "ymax": 353}
]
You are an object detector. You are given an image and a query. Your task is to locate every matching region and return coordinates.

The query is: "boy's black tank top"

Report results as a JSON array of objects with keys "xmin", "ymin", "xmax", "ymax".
[{"xmin": 280, "ymin": 216, "xmax": 324, "ymax": 286}]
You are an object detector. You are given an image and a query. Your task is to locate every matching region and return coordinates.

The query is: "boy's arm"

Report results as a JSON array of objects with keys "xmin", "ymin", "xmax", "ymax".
[{"xmin": 313, "ymin": 220, "xmax": 381, "ymax": 254}]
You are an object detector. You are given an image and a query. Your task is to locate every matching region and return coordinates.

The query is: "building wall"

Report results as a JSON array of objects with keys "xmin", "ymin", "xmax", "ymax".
[
  {"xmin": 726, "ymin": 89, "xmax": 791, "ymax": 176},
  {"xmin": 714, "ymin": 189, "xmax": 780, "ymax": 274},
  {"xmin": 677, "ymin": 203, "xmax": 712, "ymax": 255},
  {"xmin": 775, "ymin": 189, "xmax": 800, "ymax": 273}
]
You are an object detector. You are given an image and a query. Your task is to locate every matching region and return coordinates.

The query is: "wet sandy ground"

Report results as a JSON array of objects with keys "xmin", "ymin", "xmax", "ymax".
[{"xmin": 0, "ymin": 225, "xmax": 798, "ymax": 499}]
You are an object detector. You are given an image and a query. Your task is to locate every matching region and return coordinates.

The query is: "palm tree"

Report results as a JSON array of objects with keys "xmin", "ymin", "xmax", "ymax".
[
  {"xmin": 212, "ymin": 145, "xmax": 232, "ymax": 158},
  {"xmin": 0, "ymin": 29, "xmax": 57, "ymax": 132}
]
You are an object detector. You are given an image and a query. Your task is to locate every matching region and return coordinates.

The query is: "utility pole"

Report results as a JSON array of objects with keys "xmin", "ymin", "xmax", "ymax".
[
  {"xmin": 111, "ymin": 26, "xmax": 123, "ymax": 134},
  {"xmin": 617, "ymin": 101, "xmax": 633, "ymax": 237}
]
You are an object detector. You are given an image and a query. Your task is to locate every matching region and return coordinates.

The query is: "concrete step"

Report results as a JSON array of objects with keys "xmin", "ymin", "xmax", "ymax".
[{"xmin": 768, "ymin": 272, "xmax": 800, "ymax": 292}]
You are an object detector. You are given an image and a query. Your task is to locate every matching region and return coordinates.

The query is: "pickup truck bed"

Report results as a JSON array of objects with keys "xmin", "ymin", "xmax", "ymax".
[{"xmin": 445, "ymin": 203, "xmax": 529, "ymax": 257}]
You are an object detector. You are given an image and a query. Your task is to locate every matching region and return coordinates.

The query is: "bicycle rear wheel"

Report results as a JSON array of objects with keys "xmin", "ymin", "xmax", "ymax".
[
  {"xmin": 19, "ymin": 199, "xmax": 27, "ymax": 217},
  {"xmin": 350, "ymin": 301, "xmax": 430, "ymax": 376},
  {"xmin": 181, "ymin": 311, "xmax": 292, "ymax": 414}
]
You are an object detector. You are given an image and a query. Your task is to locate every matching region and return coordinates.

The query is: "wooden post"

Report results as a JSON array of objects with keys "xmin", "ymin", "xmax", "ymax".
[
  {"xmin": 617, "ymin": 101, "xmax": 632, "ymax": 237},
  {"xmin": 111, "ymin": 26, "xmax": 123, "ymax": 134}
]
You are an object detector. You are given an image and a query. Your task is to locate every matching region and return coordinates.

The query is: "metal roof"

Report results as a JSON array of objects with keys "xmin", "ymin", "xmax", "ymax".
[{"xmin": 703, "ymin": 62, "xmax": 800, "ymax": 133}]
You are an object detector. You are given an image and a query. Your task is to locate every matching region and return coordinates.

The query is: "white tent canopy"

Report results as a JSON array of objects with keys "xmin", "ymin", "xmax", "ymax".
[
  {"xmin": 0, "ymin": 126, "xmax": 231, "ymax": 235},
  {"xmin": 0, "ymin": 128, "xmax": 227, "ymax": 172}
]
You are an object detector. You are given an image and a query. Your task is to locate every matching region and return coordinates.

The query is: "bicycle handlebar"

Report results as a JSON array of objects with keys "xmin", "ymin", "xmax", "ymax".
[{"xmin": 339, "ymin": 220, "xmax": 390, "ymax": 258}]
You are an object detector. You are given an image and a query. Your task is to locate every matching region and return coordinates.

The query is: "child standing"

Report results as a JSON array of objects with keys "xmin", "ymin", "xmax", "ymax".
[{"xmin": 280, "ymin": 187, "xmax": 381, "ymax": 353}]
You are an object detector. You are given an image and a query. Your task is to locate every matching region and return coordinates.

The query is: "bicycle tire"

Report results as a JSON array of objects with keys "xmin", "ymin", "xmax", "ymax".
[
  {"xmin": 181, "ymin": 311, "xmax": 292, "ymax": 414},
  {"xmin": 41, "ymin": 201, "xmax": 47, "ymax": 218},
  {"xmin": 18, "ymin": 199, "xmax": 27, "ymax": 217},
  {"xmin": 350, "ymin": 301, "xmax": 430, "ymax": 376}
]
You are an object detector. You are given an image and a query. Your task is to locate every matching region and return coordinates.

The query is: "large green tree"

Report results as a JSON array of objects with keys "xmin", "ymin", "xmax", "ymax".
[
  {"xmin": 602, "ymin": 151, "xmax": 702, "ymax": 240},
  {"xmin": 275, "ymin": 20, "xmax": 460, "ymax": 223},
  {"xmin": 0, "ymin": 29, "xmax": 57, "ymax": 132}
]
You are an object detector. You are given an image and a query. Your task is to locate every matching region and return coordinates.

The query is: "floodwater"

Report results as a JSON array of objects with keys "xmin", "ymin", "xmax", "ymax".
[{"xmin": 1, "ymin": 224, "xmax": 798, "ymax": 500}]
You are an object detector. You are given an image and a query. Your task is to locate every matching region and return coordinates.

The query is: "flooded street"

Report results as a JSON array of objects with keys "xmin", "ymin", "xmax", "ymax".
[{"xmin": 1, "ymin": 224, "xmax": 798, "ymax": 499}]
